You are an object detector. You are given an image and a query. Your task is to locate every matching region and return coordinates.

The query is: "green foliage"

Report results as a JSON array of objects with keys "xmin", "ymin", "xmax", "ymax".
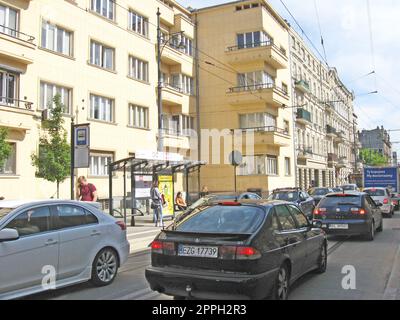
[
  {"xmin": 359, "ymin": 148, "xmax": 388, "ymax": 166},
  {"xmin": 0, "ymin": 127, "xmax": 12, "ymax": 168},
  {"xmin": 31, "ymin": 94, "xmax": 70, "ymax": 197}
]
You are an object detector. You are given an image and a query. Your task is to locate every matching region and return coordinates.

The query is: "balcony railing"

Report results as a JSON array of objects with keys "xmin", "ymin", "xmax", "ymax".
[
  {"xmin": 297, "ymin": 145, "xmax": 313, "ymax": 155},
  {"xmin": 296, "ymin": 108, "xmax": 312, "ymax": 123},
  {"xmin": 161, "ymin": 82, "xmax": 183, "ymax": 93},
  {"xmin": 160, "ymin": 127, "xmax": 192, "ymax": 137},
  {"xmin": 294, "ymin": 79, "xmax": 310, "ymax": 92},
  {"xmin": 227, "ymin": 40, "xmax": 273, "ymax": 51},
  {"xmin": 0, "ymin": 25, "xmax": 35, "ymax": 43},
  {"xmin": 239, "ymin": 126, "xmax": 289, "ymax": 135},
  {"xmin": 328, "ymin": 153, "xmax": 338, "ymax": 162},
  {"xmin": 228, "ymin": 83, "xmax": 288, "ymax": 97},
  {"xmin": 326, "ymin": 125, "xmax": 337, "ymax": 135},
  {"xmin": 0, "ymin": 97, "xmax": 33, "ymax": 110}
]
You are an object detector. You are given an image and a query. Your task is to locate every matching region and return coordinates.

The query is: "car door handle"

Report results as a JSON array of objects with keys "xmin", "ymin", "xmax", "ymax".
[
  {"xmin": 45, "ymin": 239, "xmax": 58, "ymax": 246},
  {"xmin": 91, "ymin": 230, "xmax": 101, "ymax": 236}
]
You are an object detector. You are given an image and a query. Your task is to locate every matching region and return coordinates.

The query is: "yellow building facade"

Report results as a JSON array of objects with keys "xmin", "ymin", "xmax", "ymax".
[
  {"xmin": 195, "ymin": 1, "xmax": 296, "ymax": 195},
  {"xmin": 0, "ymin": 0, "xmax": 195, "ymax": 200}
]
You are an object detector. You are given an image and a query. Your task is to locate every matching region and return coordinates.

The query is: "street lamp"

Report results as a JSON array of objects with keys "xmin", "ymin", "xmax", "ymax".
[{"xmin": 156, "ymin": 8, "xmax": 186, "ymax": 152}]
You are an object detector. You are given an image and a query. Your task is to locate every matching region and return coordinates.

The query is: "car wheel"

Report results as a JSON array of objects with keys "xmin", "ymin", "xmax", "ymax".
[
  {"xmin": 271, "ymin": 264, "xmax": 290, "ymax": 300},
  {"xmin": 91, "ymin": 248, "xmax": 119, "ymax": 287},
  {"xmin": 365, "ymin": 222, "xmax": 375, "ymax": 241},
  {"xmin": 377, "ymin": 219, "xmax": 383, "ymax": 232},
  {"xmin": 314, "ymin": 243, "xmax": 327, "ymax": 274}
]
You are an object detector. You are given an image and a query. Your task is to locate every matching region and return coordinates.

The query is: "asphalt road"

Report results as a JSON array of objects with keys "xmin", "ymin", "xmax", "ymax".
[{"xmin": 26, "ymin": 212, "xmax": 400, "ymax": 300}]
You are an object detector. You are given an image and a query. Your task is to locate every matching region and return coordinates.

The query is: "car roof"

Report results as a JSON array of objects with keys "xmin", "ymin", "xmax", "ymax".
[
  {"xmin": 363, "ymin": 187, "xmax": 387, "ymax": 190},
  {"xmin": 214, "ymin": 199, "xmax": 292, "ymax": 207},
  {"xmin": 326, "ymin": 191, "xmax": 365, "ymax": 197},
  {"xmin": 0, "ymin": 199, "xmax": 100, "ymax": 210}
]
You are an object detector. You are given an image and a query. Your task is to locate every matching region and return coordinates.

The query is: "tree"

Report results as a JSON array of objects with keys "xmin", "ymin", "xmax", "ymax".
[
  {"xmin": 359, "ymin": 148, "xmax": 388, "ymax": 167},
  {"xmin": 31, "ymin": 94, "xmax": 71, "ymax": 198},
  {"xmin": 0, "ymin": 127, "xmax": 12, "ymax": 169}
]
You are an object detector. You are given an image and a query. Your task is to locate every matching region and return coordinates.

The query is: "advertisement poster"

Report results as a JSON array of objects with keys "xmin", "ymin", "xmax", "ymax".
[
  {"xmin": 364, "ymin": 167, "xmax": 398, "ymax": 192},
  {"xmin": 158, "ymin": 175, "xmax": 174, "ymax": 217},
  {"xmin": 135, "ymin": 175, "xmax": 153, "ymax": 199}
]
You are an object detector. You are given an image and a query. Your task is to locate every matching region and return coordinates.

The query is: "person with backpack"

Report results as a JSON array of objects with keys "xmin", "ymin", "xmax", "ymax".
[
  {"xmin": 150, "ymin": 180, "xmax": 164, "ymax": 228},
  {"xmin": 76, "ymin": 176, "xmax": 98, "ymax": 202}
]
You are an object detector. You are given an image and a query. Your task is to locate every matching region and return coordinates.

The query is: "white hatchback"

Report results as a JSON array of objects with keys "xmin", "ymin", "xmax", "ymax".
[
  {"xmin": 0, "ymin": 200, "xmax": 130, "ymax": 300},
  {"xmin": 363, "ymin": 188, "xmax": 394, "ymax": 217}
]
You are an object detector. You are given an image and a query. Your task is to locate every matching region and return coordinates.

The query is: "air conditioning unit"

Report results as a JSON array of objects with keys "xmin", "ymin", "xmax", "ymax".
[{"xmin": 41, "ymin": 109, "xmax": 52, "ymax": 121}]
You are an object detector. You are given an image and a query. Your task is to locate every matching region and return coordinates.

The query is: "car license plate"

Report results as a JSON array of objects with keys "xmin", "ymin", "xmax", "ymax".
[
  {"xmin": 178, "ymin": 245, "xmax": 218, "ymax": 258},
  {"xmin": 329, "ymin": 224, "xmax": 349, "ymax": 230}
]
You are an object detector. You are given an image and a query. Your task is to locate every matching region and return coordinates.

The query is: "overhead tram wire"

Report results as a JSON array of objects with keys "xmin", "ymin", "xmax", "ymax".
[{"xmin": 313, "ymin": 0, "xmax": 328, "ymax": 65}]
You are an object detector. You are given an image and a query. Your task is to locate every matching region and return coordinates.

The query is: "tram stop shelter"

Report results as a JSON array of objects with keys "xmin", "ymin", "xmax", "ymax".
[{"xmin": 108, "ymin": 155, "xmax": 205, "ymax": 226}]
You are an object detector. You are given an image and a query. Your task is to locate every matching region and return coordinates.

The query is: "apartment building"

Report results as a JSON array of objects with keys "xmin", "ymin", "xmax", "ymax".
[
  {"xmin": 359, "ymin": 126, "xmax": 393, "ymax": 163},
  {"xmin": 0, "ymin": 0, "xmax": 196, "ymax": 200},
  {"xmin": 290, "ymin": 30, "xmax": 357, "ymax": 188},
  {"xmin": 195, "ymin": 1, "xmax": 296, "ymax": 195}
]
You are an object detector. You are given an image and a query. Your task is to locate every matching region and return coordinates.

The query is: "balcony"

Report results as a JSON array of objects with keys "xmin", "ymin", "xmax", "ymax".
[
  {"xmin": 326, "ymin": 125, "xmax": 337, "ymax": 138},
  {"xmin": 294, "ymin": 79, "xmax": 310, "ymax": 94},
  {"xmin": 0, "ymin": 97, "xmax": 34, "ymax": 111},
  {"xmin": 325, "ymin": 101, "xmax": 335, "ymax": 113},
  {"xmin": 227, "ymin": 83, "xmax": 289, "ymax": 107},
  {"xmin": 334, "ymin": 131, "xmax": 345, "ymax": 144},
  {"xmin": 0, "ymin": 27, "xmax": 35, "ymax": 66},
  {"xmin": 240, "ymin": 126, "xmax": 291, "ymax": 148},
  {"xmin": 336, "ymin": 157, "xmax": 349, "ymax": 169},
  {"xmin": 296, "ymin": 108, "xmax": 312, "ymax": 125},
  {"xmin": 297, "ymin": 145, "xmax": 313, "ymax": 160},
  {"xmin": 159, "ymin": 128, "xmax": 191, "ymax": 150},
  {"xmin": 161, "ymin": 83, "xmax": 184, "ymax": 106},
  {"xmin": 225, "ymin": 41, "xmax": 288, "ymax": 69}
]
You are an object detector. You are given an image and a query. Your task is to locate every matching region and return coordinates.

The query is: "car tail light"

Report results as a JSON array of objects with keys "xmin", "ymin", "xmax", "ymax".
[
  {"xmin": 219, "ymin": 202, "xmax": 242, "ymax": 206},
  {"xmin": 116, "ymin": 221, "xmax": 126, "ymax": 231},
  {"xmin": 219, "ymin": 246, "xmax": 261, "ymax": 260},
  {"xmin": 314, "ymin": 208, "xmax": 326, "ymax": 216},
  {"xmin": 351, "ymin": 208, "xmax": 366, "ymax": 215},
  {"xmin": 150, "ymin": 240, "xmax": 175, "ymax": 255},
  {"xmin": 383, "ymin": 198, "xmax": 389, "ymax": 204}
]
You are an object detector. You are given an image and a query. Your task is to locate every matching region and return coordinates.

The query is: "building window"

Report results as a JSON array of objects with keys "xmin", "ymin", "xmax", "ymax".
[
  {"xmin": 238, "ymin": 155, "xmax": 266, "ymax": 176},
  {"xmin": 129, "ymin": 104, "xmax": 149, "ymax": 129},
  {"xmin": 284, "ymin": 120, "xmax": 290, "ymax": 135},
  {"xmin": 239, "ymin": 112, "xmax": 276, "ymax": 130},
  {"xmin": 266, "ymin": 155, "xmax": 278, "ymax": 175},
  {"xmin": 0, "ymin": 69, "xmax": 17, "ymax": 106},
  {"xmin": 40, "ymin": 82, "xmax": 71, "ymax": 114},
  {"xmin": 90, "ymin": 40, "xmax": 114, "ymax": 71},
  {"xmin": 89, "ymin": 94, "xmax": 113, "ymax": 122},
  {"xmin": 237, "ymin": 31, "xmax": 272, "ymax": 49},
  {"xmin": 181, "ymin": 75, "xmax": 194, "ymax": 95},
  {"xmin": 162, "ymin": 114, "xmax": 194, "ymax": 136},
  {"xmin": 0, "ymin": 143, "xmax": 16, "ymax": 175},
  {"xmin": 0, "ymin": 4, "xmax": 18, "ymax": 37},
  {"xmin": 128, "ymin": 56, "xmax": 149, "ymax": 82},
  {"xmin": 89, "ymin": 151, "xmax": 113, "ymax": 176},
  {"xmin": 41, "ymin": 21, "xmax": 72, "ymax": 56},
  {"xmin": 285, "ymin": 157, "xmax": 291, "ymax": 176},
  {"xmin": 91, "ymin": 0, "xmax": 115, "ymax": 20},
  {"xmin": 237, "ymin": 71, "xmax": 274, "ymax": 90},
  {"xmin": 128, "ymin": 10, "xmax": 148, "ymax": 37}
]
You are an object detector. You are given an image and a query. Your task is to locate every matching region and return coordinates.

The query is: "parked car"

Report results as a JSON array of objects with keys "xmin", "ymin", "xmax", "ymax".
[
  {"xmin": 146, "ymin": 200, "xmax": 327, "ymax": 300},
  {"xmin": 0, "ymin": 200, "xmax": 130, "ymax": 300},
  {"xmin": 390, "ymin": 193, "xmax": 400, "ymax": 211},
  {"xmin": 341, "ymin": 184, "xmax": 359, "ymax": 192},
  {"xmin": 332, "ymin": 187, "xmax": 343, "ymax": 193},
  {"xmin": 363, "ymin": 187, "xmax": 394, "ymax": 217},
  {"xmin": 268, "ymin": 188, "xmax": 315, "ymax": 219},
  {"xmin": 308, "ymin": 188, "xmax": 334, "ymax": 205},
  {"xmin": 313, "ymin": 192, "xmax": 383, "ymax": 240}
]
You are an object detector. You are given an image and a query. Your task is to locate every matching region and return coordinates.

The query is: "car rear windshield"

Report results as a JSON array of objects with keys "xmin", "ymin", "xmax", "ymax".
[
  {"xmin": 364, "ymin": 189, "xmax": 386, "ymax": 197},
  {"xmin": 0, "ymin": 208, "xmax": 13, "ymax": 219},
  {"xmin": 310, "ymin": 189, "xmax": 330, "ymax": 196},
  {"xmin": 175, "ymin": 205, "xmax": 265, "ymax": 234},
  {"xmin": 342, "ymin": 185, "xmax": 355, "ymax": 191},
  {"xmin": 269, "ymin": 192, "xmax": 299, "ymax": 201},
  {"xmin": 319, "ymin": 196, "xmax": 361, "ymax": 207}
]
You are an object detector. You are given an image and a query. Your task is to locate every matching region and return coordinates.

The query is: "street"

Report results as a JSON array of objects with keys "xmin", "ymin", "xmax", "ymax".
[{"xmin": 26, "ymin": 212, "xmax": 400, "ymax": 300}]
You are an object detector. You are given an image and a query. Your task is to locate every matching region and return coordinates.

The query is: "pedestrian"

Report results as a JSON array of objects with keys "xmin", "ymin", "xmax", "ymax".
[
  {"xmin": 175, "ymin": 192, "xmax": 187, "ymax": 211},
  {"xmin": 150, "ymin": 180, "xmax": 164, "ymax": 228},
  {"xmin": 200, "ymin": 186, "xmax": 209, "ymax": 198},
  {"xmin": 76, "ymin": 176, "xmax": 98, "ymax": 202}
]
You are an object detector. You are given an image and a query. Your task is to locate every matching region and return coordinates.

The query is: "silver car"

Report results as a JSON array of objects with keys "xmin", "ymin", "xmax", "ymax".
[
  {"xmin": 363, "ymin": 188, "xmax": 394, "ymax": 217},
  {"xmin": 0, "ymin": 200, "xmax": 130, "ymax": 300}
]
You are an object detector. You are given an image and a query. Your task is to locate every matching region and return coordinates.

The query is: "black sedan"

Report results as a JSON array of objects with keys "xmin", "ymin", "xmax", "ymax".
[
  {"xmin": 145, "ymin": 200, "xmax": 327, "ymax": 300},
  {"xmin": 313, "ymin": 192, "xmax": 383, "ymax": 240}
]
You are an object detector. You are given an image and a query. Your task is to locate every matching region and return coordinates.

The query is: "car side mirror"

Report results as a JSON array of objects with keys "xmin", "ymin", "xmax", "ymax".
[
  {"xmin": 377, "ymin": 203, "xmax": 383, "ymax": 207},
  {"xmin": 0, "ymin": 228, "xmax": 19, "ymax": 242},
  {"xmin": 312, "ymin": 221, "xmax": 323, "ymax": 229}
]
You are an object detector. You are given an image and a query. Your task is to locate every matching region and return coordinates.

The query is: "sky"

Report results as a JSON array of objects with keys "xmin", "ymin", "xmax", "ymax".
[{"xmin": 178, "ymin": 0, "xmax": 400, "ymax": 155}]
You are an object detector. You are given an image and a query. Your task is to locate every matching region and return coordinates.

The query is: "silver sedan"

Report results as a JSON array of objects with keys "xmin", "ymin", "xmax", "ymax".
[{"xmin": 0, "ymin": 200, "xmax": 130, "ymax": 300}]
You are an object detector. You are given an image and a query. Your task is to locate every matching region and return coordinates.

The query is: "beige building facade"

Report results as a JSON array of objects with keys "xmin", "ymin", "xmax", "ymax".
[
  {"xmin": 0, "ymin": 0, "xmax": 196, "ymax": 200},
  {"xmin": 195, "ymin": 1, "xmax": 296, "ymax": 195},
  {"xmin": 290, "ymin": 30, "xmax": 357, "ymax": 189}
]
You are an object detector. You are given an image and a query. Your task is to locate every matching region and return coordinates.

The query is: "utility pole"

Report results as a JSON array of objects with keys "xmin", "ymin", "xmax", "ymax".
[
  {"xmin": 156, "ymin": 8, "xmax": 163, "ymax": 153},
  {"xmin": 70, "ymin": 116, "xmax": 75, "ymax": 200}
]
